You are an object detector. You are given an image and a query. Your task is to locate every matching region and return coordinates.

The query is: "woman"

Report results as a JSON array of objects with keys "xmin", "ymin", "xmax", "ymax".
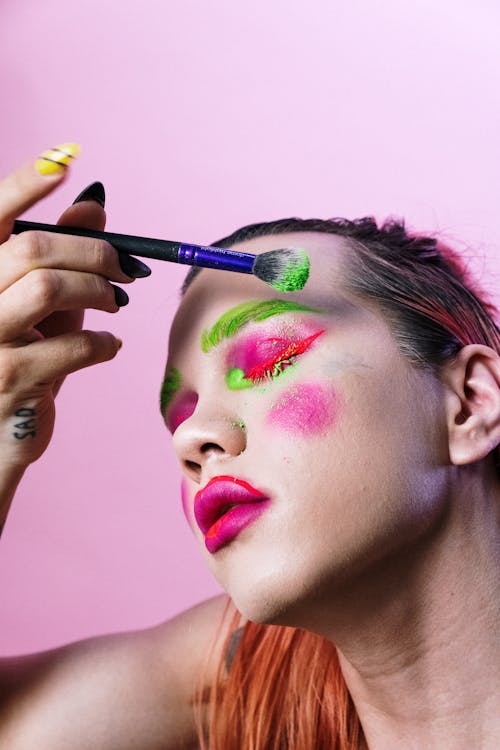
[{"xmin": 0, "ymin": 149, "xmax": 498, "ymax": 749}]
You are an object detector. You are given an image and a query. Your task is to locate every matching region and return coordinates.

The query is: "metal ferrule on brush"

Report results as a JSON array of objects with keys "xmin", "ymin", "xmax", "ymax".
[{"xmin": 178, "ymin": 243, "xmax": 255, "ymax": 273}]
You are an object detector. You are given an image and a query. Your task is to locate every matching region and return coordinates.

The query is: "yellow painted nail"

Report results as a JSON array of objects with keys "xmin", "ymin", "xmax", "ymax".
[{"xmin": 35, "ymin": 142, "xmax": 81, "ymax": 176}]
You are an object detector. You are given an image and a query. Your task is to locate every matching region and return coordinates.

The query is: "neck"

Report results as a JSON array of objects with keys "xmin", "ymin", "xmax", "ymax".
[{"xmin": 311, "ymin": 471, "xmax": 500, "ymax": 749}]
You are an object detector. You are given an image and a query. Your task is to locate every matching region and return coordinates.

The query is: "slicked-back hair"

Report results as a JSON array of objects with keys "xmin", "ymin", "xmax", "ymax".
[{"xmin": 182, "ymin": 216, "xmax": 500, "ymax": 368}]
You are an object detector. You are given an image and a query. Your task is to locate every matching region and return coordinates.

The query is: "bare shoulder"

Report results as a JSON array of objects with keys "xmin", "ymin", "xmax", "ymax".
[{"xmin": 0, "ymin": 593, "xmax": 231, "ymax": 750}]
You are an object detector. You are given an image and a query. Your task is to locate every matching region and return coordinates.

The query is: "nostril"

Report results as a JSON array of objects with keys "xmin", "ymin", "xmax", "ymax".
[
  {"xmin": 200, "ymin": 442, "xmax": 224, "ymax": 454},
  {"xmin": 183, "ymin": 459, "xmax": 202, "ymax": 482}
]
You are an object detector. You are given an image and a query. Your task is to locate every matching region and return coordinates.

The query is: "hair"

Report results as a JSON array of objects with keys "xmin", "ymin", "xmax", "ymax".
[{"xmin": 185, "ymin": 216, "xmax": 500, "ymax": 750}]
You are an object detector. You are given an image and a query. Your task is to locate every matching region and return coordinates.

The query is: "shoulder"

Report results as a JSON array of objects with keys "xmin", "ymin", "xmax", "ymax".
[
  {"xmin": 0, "ymin": 594, "xmax": 232, "ymax": 750},
  {"xmin": 152, "ymin": 593, "xmax": 237, "ymax": 692}
]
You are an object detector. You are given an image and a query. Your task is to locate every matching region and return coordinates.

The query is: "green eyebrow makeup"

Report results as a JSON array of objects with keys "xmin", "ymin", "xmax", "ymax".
[{"xmin": 201, "ymin": 300, "xmax": 321, "ymax": 353}]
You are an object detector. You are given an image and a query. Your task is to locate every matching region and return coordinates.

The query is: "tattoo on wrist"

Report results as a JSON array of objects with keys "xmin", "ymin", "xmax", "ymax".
[{"xmin": 13, "ymin": 408, "xmax": 37, "ymax": 440}]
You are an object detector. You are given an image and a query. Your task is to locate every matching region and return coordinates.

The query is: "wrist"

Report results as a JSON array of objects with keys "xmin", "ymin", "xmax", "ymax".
[{"xmin": 0, "ymin": 460, "xmax": 27, "ymax": 527}]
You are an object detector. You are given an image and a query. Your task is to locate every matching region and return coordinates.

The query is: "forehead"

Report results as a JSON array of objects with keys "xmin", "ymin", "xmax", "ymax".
[{"xmin": 170, "ymin": 232, "xmax": 355, "ymax": 344}]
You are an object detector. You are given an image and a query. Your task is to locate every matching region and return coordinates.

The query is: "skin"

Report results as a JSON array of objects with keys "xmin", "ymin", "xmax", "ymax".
[{"xmin": 165, "ymin": 231, "xmax": 500, "ymax": 749}]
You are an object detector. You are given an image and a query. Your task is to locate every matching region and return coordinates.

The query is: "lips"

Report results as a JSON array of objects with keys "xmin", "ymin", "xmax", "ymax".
[{"xmin": 194, "ymin": 476, "xmax": 270, "ymax": 551}]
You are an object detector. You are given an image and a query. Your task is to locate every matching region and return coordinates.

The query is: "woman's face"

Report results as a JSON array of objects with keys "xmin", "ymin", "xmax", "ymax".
[{"xmin": 164, "ymin": 232, "xmax": 449, "ymax": 629}]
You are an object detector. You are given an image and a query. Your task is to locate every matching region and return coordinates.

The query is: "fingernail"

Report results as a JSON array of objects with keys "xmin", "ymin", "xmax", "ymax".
[
  {"xmin": 35, "ymin": 143, "xmax": 81, "ymax": 176},
  {"xmin": 73, "ymin": 181, "xmax": 105, "ymax": 207},
  {"xmin": 115, "ymin": 337, "xmax": 123, "ymax": 351},
  {"xmin": 111, "ymin": 285, "xmax": 129, "ymax": 307},
  {"xmin": 118, "ymin": 252, "xmax": 151, "ymax": 279}
]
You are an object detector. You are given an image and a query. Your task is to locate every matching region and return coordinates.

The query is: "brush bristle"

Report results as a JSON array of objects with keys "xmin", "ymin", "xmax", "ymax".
[{"xmin": 252, "ymin": 248, "xmax": 310, "ymax": 292}]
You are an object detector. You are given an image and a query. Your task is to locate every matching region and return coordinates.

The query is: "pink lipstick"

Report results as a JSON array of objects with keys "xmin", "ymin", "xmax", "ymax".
[{"xmin": 194, "ymin": 476, "xmax": 271, "ymax": 553}]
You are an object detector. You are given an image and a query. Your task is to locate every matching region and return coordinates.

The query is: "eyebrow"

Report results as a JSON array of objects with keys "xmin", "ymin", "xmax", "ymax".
[
  {"xmin": 201, "ymin": 299, "xmax": 321, "ymax": 353},
  {"xmin": 160, "ymin": 366, "xmax": 182, "ymax": 413}
]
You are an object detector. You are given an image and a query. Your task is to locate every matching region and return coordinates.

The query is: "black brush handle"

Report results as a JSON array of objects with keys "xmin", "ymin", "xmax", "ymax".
[{"xmin": 12, "ymin": 220, "xmax": 182, "ymax": 262}]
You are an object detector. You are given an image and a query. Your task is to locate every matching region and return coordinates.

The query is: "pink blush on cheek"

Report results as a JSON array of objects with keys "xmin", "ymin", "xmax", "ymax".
[
  {"xmin": 167, "ymin": 393, "xmax": 198, "ymax": 433},
  {"xmin": 266, "ymin": 382, "xmax": 338, "ymax": 436}
]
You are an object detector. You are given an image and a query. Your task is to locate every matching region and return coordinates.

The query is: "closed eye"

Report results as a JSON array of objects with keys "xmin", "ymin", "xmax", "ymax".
[{"xmin": 245, "ymin": 329, "xmax": 325, "ymax": 384}]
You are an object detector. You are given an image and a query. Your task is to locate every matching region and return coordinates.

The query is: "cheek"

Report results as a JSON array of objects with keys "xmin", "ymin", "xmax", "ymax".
[
  {"xmin": 180, "ymin": 479, "xmax": 195, "ymax": 530},
  {"xmin": 266, "ymin": 381, "xmax": 339, "ymax": 436}
]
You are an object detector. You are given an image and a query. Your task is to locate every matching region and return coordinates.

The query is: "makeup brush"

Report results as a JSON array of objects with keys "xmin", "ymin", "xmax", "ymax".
[{"xmin": 11, "ymin": 220, "xmax": 310, "ymax": 293}]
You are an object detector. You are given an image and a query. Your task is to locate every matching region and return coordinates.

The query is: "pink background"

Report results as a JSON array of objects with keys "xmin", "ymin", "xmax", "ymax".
[{"xmin": 0, "ymin": 1, "xmax": 499, "ymax": 653}]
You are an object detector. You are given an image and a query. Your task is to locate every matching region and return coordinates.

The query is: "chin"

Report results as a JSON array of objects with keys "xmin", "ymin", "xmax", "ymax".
[
  {"xmin": 211, "ymin": 547, "xmax": 321, "ymax": 628},
  {"xmin": 230, "ymin": 586, "xmax": 299, "ymax": 627}
]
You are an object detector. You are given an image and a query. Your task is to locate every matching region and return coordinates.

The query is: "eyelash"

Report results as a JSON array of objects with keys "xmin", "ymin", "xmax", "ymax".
[{"xmin": 245, "ymin": 330, "xmax": 325, "ymax": 384}]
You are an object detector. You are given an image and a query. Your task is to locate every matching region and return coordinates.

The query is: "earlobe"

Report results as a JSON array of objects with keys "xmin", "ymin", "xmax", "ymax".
[{"xmin": 443, "ymin": 345, "xmax": 500, "ymax": 467}]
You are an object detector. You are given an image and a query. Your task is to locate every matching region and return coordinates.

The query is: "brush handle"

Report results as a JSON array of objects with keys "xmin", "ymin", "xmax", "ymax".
[{"xmin": 11, "ymin": 220, "xmax": 256, "ymax": 273}]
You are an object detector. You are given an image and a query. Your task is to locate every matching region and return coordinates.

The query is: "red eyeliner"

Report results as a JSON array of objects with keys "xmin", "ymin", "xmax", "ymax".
[{"xmin": 246, "ymin": 329, "xmax": 325, "ymax": 382}]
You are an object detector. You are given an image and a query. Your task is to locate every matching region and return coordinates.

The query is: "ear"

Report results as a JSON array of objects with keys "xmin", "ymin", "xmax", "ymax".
[{"xmin": 441, "ymin": 345, "xmax": 500, "ymax": 466}]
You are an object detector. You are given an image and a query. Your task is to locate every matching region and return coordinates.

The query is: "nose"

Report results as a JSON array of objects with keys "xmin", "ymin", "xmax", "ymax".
[{"xmin": 172, "ymin": 401, "xmax": 247, "ymax": 483}]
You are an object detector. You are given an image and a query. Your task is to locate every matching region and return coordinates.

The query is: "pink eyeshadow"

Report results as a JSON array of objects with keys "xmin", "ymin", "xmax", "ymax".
[
  {"xmin": 226, "ymin": 320, "xmax": 325, "ymax": 374},
  {"xmin": 227, "ymin": 334, "xmax": 291, "ymax": 373},
  {"xmin": 167, "ymin": 392, "xmax": 198, "ymax": 433},
  {"xmin": 266, "ymin": 382, "xmax": 338, "ymax": 435}
]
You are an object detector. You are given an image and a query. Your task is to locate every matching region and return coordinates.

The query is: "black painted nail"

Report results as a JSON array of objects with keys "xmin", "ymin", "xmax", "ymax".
[
  {"xmin": 72, "ymin": 181, "xmax": 106, "ymax": 207},
  {"xmin": 118, "ymin": 252, "xmax": 152, "ymax": 279},
  {"xmin": 111, "ymin": 285, "xmax": 129, "ymax": 307}
]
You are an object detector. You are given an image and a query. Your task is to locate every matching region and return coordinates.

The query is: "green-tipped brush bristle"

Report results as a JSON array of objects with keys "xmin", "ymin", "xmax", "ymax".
[{"xmin": 252, "ymin": 248, "xmax": 310, "ymax": 292}]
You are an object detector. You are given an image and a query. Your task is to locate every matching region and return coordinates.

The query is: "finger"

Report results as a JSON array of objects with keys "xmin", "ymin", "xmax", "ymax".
[
  {"xmin": 57, "ymin": 196, "xmax": 107, "ymax": 232},
  {"xmin": 0, "ymin": 268, "xmax": 126, "ymax": 342},
  {"xmin": 0, "ymin": 144, "xmax": 81, "ymax": 241},
  {"xmin": 36, "ymin": 309, "xmax": 84, "ymax": 341},
  {"xmin": 55, "ymin": 186, "xmax": 150, "ymax": 279},
  {"xmin": 0, "ymin": 231, "xmax": 137, "ymax": 294},
  {"xmin": 1, "ymin": 329, "xmax": 122, "ymax": 389}
]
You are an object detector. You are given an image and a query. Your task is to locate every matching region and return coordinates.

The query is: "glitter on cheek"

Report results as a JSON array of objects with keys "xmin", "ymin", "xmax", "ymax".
[
  {"xmin": 167, "ymin": 392, "xmax": 198, "ymax": 433},
  {"xmin": 266, "ymin": 382, "xmax": 338, "ymax": 435},
  {"xmin": 227, "ymin": 417, "xmax": 246, "ymax": 431}
]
